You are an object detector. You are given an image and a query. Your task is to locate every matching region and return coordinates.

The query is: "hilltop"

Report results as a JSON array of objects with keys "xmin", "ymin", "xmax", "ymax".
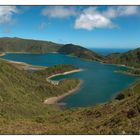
[
  {"xmin": 0, "ymin": 37, "xmax": 104, "ymax": 62},
  {"xmin": 106, "ymin": 47, "xmax": 140, "ymax": 68},
  {"xmin": 0, "ymin": 37, "xmax": 61, "ymax": 53},
  {"xmin": 58, "ymin": 44, "xmax": 104, "ymax": 61}
]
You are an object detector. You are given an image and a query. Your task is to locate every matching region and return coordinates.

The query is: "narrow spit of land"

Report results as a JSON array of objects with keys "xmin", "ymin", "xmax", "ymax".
[
  {"xmin": 0, "ymin": 53, "xmax": 5, "ymax": 56},
  {"xmin": 47, "ymin": 69, "xmax": 82, "ymax": 79},
  {"xmin": 0, "ymin": 58, "xmax": 46, "ymax": 71},
  {"xmin": 44, "ymin": 80, "xmax": 83, "ymax": 105},
  {"xmin": 0, "ymin": 57, "xmax": 83, "ymax": 105},
  {"xmin": 45, "ymin": 69, "xmax": 83, "ymax": 104}
]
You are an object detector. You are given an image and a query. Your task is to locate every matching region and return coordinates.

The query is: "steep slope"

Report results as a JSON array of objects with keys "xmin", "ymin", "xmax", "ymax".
[
  {"xmin": 0, "ymin": 60, "xmax": 80, "ymax": 119},
  {"xmin": 0, "ymin": 37, "xmax": 61, "ymax": 53},
  {"xmin": 106, "ymin": 48, "xmax": 140, "ymax": 68},
  {"xmin": 0, "ymin": 69, "xmax": 139, "ymax": 134},
  {"xmin": 0, "ymin": 37, "xmax": 105, "ymax": 62},
  {"xmin": 0, "ymin": 54, "xmax": 139, "ymax": 134},
  {"xmin": 58, "ymin": 44, "xmax": 105, "ymax": 61}
]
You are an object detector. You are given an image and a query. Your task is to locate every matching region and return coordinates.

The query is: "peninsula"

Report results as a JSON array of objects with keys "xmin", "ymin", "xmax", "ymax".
[
  {"xmin": 0, "ymin": 56, "xmax": 139, "ymax": 134},
  {"xmin": 0, "ymin": 5, "xmax": 140, "ymax": 135},
  {"xmin": 106, "ymin": 47, "xmax": 140, "ymax": 76},
  {"xmin": 0, "ymin": 37, "xmax": 139, "ymax": 134}
]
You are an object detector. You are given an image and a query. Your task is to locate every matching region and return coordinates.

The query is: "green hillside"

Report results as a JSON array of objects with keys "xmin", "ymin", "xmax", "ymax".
[
  {"xmin": 0, "ymin": 37, "xmax": 139, "ymax": 134},
  {"xmin": 58, "ymin": 44, "xmax": 104, "ymax": 61},
  {"xmin": 45, "ymin": 80, "xmax": 140, "ymax": 134},
  {"xmin": 0, "ymin": 59, "xmax": 139, "ymax": 134},
  {"xmin": 0, "ymin": 60, "xmax": 80, "ymax": 120},
  {"xmin": 106, "ymin": 48, "xmax": 140, "ymax": 68},
  {"xmin": 0, "ymin": 37, "xmax": 104, "ymax": 62},
  {"xmin": 0, "ymin": 37, "xmax": 61, "ymax": 53}
]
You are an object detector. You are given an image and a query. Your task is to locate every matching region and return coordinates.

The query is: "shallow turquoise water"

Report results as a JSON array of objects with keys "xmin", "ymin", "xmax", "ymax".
[{"xmin": 0, "ymin": 53, "xmax": 138, "ymax": 107}]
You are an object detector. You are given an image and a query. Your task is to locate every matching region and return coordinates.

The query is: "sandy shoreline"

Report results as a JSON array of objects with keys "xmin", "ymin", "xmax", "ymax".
[
  {"xmin": 107, "ymin": 62, "xmax": 135, "ymax": 69},
  {"xmin": 0, "ymin": 52, "xmax": 46, "ymax": 58},
  {"xmin": 0, "ymin": 58, "xmax": 46, "ymax": 71},
  {"xmin": 47, "ymin": 69, "xmax": 83, "ymax": 80},
  {"xmin": 44, "ymin": 80, "xmax": 83, "ymax": 105},
  {"xmin": 115, "ymin": 70, "xmax": 140, "ymax": 77},
  {"xmin": 46, "ymin": 69, "xmax": 83, "ymax": 86},
  {"xmin": 0, "ymin": 53, "xmax": 6, "ymax": 56}
]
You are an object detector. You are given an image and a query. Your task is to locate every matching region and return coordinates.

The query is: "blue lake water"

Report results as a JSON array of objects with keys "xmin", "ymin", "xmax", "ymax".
[{"xmin": 0, "ymin": 51, "xmax": 138, "ymax": 108}]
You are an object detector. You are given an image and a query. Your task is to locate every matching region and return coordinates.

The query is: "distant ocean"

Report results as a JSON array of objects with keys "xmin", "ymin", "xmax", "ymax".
[{"xmin": 90, "ymin": 48, "xmax": 131, "ymax": 56}]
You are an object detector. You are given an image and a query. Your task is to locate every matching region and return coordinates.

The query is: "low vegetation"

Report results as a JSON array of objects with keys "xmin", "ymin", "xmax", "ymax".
[
  {"xmin": 0, "ymin": 37, "xmax": 104, "ymax": 62},
  {"xmin": 0, "ymin": 59, "xmax": 139, "ymax": 134},
  {"xmin": 116, "ymin": 68, "xmax": 140, "ymax": 76},
  {"xmin": 0, "ymin": 38, "xmax": 140, "ymax": 134},
  {"xmin": 34, "ymin": 64, "xmax": 79, "ymax": 77},
  {"xmin": 0, "ymin": 37, "xmax": 61, "ymax": 53},
  {"xmin": 106, "ymin": 48, "xmax": 140, "ymax": 68},
  {"xmin": 0, "ymin": 60, "xmax": 80, "ymax": 121},
  {"xmin": 0, "ymin": 37, "xmax": 139, "ymax": 68},
  {"xmin": 126, "ymin": 68, "xmax": 140, "ymax": 75},
  {"xmin": 58, "ymin": 44, "xmax": 104, "ymax": 61}
]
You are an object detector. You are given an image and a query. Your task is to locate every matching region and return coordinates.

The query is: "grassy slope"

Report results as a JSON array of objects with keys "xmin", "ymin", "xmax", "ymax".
[
  {"xmin": 0, "ymin": 40, "xmax": 139, "ymax": 134},
  {"xmin": 58, "ymin": 44, "xmax": 105, "ymax": 61},
  {"xmin": 13, "ymin": 81, "xmax": 140, "ymax": 135},
  {"xmin": 106, "ymin": 48, "xmax": 140, "ymax": 68},
  {"xmin": 34, "ymin": 64, "xmax": 80, "ymax": 78},
  {"xmin": 0, "ymin": 37, "xmax": 61, "ymax": 53},
  {"xmin": 0, "ymin": 60, "xmax": 139, "ymax": 134},
  {"xmin": 0, "ymin": 37, "xmax": 104, "ymax": 62},
  {"xmin": 0, "ymin": 82, "xmax": 139, "ymax": 134},
  {"xmin": 0, "ymin": 60, "xmax": 80, "ymax": 120}
]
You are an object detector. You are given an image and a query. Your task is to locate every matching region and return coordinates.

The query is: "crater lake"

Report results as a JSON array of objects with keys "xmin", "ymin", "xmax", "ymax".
[{"xmin": 0, "ymin": 52, "xmax": 138, "ymax": 107}]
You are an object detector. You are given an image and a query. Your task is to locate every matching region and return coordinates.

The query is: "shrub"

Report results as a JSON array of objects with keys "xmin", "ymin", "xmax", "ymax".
[
  {"xmin": 115, "ymin": 93, "xmax": 125, "ymax": 100},
  {"xmin": 126, "ymin": 109, "xmax": 136, "ymax": 118},
  {"xmin": 34, "ymin": 116, "xmax": 45, "ymax": 123}
]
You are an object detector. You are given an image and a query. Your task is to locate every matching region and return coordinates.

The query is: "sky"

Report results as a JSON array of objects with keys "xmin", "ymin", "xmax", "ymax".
[{"xmin": 0, "ymin": 6, "xmax": 140, "ymax": 49}]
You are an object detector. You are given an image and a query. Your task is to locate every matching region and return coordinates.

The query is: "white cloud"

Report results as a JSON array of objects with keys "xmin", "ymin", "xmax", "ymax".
[
  {"xmin": 75, "ymin": 13, "xmax": 114, "ymax": 30},
  {"xmin": 75, "ymin": 7, "xmax": 115, "ymax": 30},
  {"xmin": 117, "ymin": 6, "xmax": 138, "ymax": 16},
  {"xmin": 103, "ymin": 7, "xmax": 118, "ymax": 18},
  {"xmin": 74, "ymin": 6, "xmax": 139, "ymax": 30},
  {"xmin": 0, "ymin": 6, "xmax": 18, "ymax": 24},
  {"xmin": 104, "ymin": 6, "xmax": 139, "ymax": 18},
  {"xmin": 42, "ymin": 6, "xmax": 77, "ymax": 18}
]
